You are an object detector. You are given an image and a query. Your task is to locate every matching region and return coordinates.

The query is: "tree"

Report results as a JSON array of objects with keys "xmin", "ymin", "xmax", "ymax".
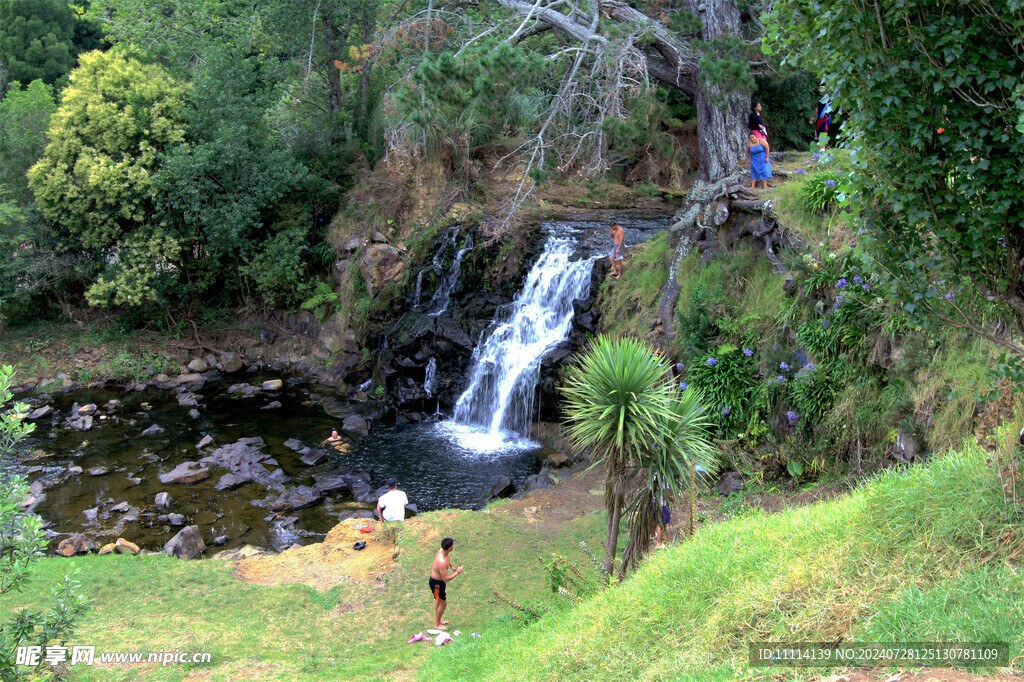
[
  {"xmin": 769, "ymin": 0, "xmax": 1024, "ymax": 348},
  {"xmin": 27, "ymin": 48, "xmax": 187, "ymax": 307},
  {"xmin": 562, "ymin": 335, "xmax": 715, "ymax": 577},
  {"xmin": 0, "ymin": 79, "xmax": 57, "ymax": 204},
  {"xmin": 0, "ymin": 0, "xmax": 79, "ymax": 86},
  {"xmin": 0, "ymin": 365, "xmax": 89, "ymax": 678}
]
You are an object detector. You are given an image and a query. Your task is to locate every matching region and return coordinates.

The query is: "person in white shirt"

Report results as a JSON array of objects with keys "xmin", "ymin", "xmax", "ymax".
[{"xmin": 376, "ymin": 478, "xmax": 409, "ymax": 522}]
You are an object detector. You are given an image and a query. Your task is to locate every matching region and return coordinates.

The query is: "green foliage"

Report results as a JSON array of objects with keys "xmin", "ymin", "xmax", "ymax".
[
  {"xmin": 686, "ymin": 346, "xmax": 760, "ymax": 435},
  {"xmin": 239, "ymin": 227, "xmax": 312, "ymax": 309},
  {"xmin": 0, "ymin": 0, "xmax": 78, "ymax": 86},
  {"xmin": 0, "ymin": 79, "xmax": 56, "ymax": 204},
  {"xmin": 301, "ymin": 279, "xmax": 340, "ymax": 322},
  {"xmin": 752, "ymin": 70, "xmax": 819, "ymax": 150},
  {"xmin": 153, "ymin": 48, "xmax": 309, "ymax": 269},
  {"xmin": 0, "ymin": 365, "xmax": 89, "ymax": 679},
  {"xmin": 798, "ymin": 168, "xmax": 844, "ymax": 213},
  {"xmin": 27, "ymin": 48, "xmax": 187, "ymax": 250},
  {"xmin": 770, "ymin": 0, "xmax": 1024, "ymax": 335}
]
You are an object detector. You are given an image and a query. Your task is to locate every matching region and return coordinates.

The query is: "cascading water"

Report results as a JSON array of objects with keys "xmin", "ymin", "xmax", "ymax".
[
  {"xmin": 423, "ymin": 357, "xmax": 438, "ymax": 397},
  {"xmin": 428, "ymin": 231, "xmax": 472, "ymax": 317},
  {"xmin": 446, "ymin": 236, "xmax": 592, "ymax": 450}
]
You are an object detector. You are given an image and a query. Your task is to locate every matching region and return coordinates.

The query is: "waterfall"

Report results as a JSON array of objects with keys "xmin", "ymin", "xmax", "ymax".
[
  {"xmin": 413, "ymin": 269, "xmax": 425, "ymax": 307},
  {"xmin": 448, "ymin": 237, "xmax": 592, "ymax": 447},
  {"xmin": 423, "ymin": 357, "xmax": 438, "ymax": 397},
  {"xmin": 428, "ymin": 231, "xmax": 473, "ymax": 316}
]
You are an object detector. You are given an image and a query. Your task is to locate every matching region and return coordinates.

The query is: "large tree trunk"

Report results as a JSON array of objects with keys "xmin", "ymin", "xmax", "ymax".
[{"xmin": 685, "ymin": 0, "xmax": 748, "ymax": 183}]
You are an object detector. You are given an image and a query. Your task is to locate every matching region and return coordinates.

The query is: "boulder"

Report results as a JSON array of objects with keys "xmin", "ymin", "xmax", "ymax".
[
  {"xmin": 167, "ymin": 513, "xmax": 186, "ymax": 526},
  {"xmin": 57, "ymin": 534, "xmax": 91, "ymax": 557},
  {"xmin": 154, "ymin": 492, "xmax": 173, "ymax": 509},
  {"xmin": 158, "ymin": 461, "xmax": 210, "ymax": 485},
  {"xmin": 141, "ymin": 424, "xmax": 165, "ymax": 437},
  {"xmin": 544, "ymin": 452, "xmax": 571, "ymax": 468},
  {"xmin": 262, "ymin": 379, "xmax": 283, "ymax": 391},
  {"xmin": 164, "ymin": 526, "xmax": 206, "ymax": 559},
  {"xmin": 283, "ymin": 438, "xmax": 305, "ymax": 451},
  {"xmin": 228, "ymin": 383, "xmax": 261, "ymax": 397},
  {"xmin": 299, "ymin": 448, "xmax": 328, "ymax": 466},
  {"xmin": 98, "ymin": 543, "xmax": 117, "ymax": 555},
  {"xmin": 261, "ymin": 400, "xmax": 282, "ymax": 410},
  {"xmin": 358, "ymin": 243, "xmax": 406, "ymax": 297},
  {"xmin": 187, "ymin": 358, "xmax": 209, "ymax": 373},
  {"xmin": 110, "ymin": 501, "xmax": 130, "ymax": 513},
  {"xmin": 342, "ymin": 414, "xmax": 369, "ymax": 437},
  {"xmin": 715, "ymin": 471, "xmax": 744, "ymax": 496},
  {"xmin": 77, "ymin": 403, "xmax": 98, "ymax": 416},
  {"xmin": 197, "ymin": 435, "xmax": 214, "ymax": 449},
  {"xmin": 212, "ymin": 545, "xmax": 272, "ymax": 561},
  {"xmin": 83, "ymin": 507, "xmax": 98, "ymax": 522},
  {"xmin": 87, "ymin": 466, "xmax": 109, "ymax": 476},
  {"xmin": 221, "ymin": 353, "xmax": 244, "ymax": 373},
  {"xmin": 115, "ymin": 538, "xmax": 140, "ymax": 555},
  {"xmin": 312, "ymin": 469, "xmax": 355, "ymax": 495},
  {"xmin": 215, "ymin": 473, "xmax": 252, "ymax": 491},
  {"xmin": 177, "ymin": 393, "xmax": 199, "ymax": 407},
  {"xmin": 68, "ymin": 415, "xmax": 93, "ymax": 431},
  {"xmin": 27, "ymin": 406, "xmax": 53, "ymax": 420},
  {"xmin": 213, "ymin": 535, "xmax": 228, "ymax": 546},
  {"xmin": 189, "ymin": 408, "xmax": 201, "ymax": 419},
  {"xmin": 521, "ymin": 473, "xmax": 553, "ymax": 494},
  {"xmin": 269, "ymin": 486, "xmax": 323, "ymax": 511},
  {"xmin": 488, "ymin": 477, "xmax": 516, "ymax": 500}
]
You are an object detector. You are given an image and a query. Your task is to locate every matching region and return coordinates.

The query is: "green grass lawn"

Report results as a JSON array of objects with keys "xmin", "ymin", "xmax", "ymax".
[
  {"xmin": 423, "ymin": 446, "xmax": 1024, "ymax": 680},
  {"xmin": 3, "ymin": 509, "xmax": 607, "ymax": 680}
]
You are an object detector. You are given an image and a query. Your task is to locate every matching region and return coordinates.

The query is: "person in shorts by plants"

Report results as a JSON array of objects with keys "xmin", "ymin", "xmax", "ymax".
[
  {"xmin": 429, "ymin": 537, "xmax": 464, "ymax": 629},
  {"xmin": 608, "ymin": 223, "xmax": 626, "ymax": 280}
]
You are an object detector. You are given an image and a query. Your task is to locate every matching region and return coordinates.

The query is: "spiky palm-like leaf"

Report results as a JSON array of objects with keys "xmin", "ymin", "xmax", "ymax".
[{"xmin": 561, "ymin": 335, "xmax": 677, "ymax": 575}]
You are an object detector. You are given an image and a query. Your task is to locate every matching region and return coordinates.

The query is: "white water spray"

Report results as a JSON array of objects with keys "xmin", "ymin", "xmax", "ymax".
[{"xmin": 447, "ymin": 237, "xmax": 592, "ymax": 448}]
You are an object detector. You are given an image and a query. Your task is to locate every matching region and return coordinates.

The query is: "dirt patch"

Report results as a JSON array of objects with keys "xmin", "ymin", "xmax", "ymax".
[{"xmin": 235, "ymin": 521, "xmax": 401, "ymax": 591}]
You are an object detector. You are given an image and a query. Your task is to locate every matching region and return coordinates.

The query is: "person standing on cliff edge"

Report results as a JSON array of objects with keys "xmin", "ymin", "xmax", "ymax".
[
  {"xmin": 429, "ymin": 537, "xmax": 464, "ymax": 630},
  {"xmin": 608, "ymin": 223, "xmax": 626, "ymax": 280}
]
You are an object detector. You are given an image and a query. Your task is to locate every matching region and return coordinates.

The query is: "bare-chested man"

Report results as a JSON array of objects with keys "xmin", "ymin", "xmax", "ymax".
[
  {"xmin": 608, "ymin": 223, "xmax": 626, "ymax": 279},
  {"xmin": 429, "ymin": 537, "xmax": 464, "ymax": 629}
]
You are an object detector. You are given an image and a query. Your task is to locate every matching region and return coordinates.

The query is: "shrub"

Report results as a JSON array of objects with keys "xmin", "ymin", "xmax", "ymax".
[{"xmin": 799, "ymin": 168, "xmax": 844, "ymax": 213}]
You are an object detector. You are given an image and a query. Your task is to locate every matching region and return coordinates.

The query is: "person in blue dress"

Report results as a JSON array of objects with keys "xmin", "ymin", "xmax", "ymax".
[{"xmin": 746, "ymin": 132, "xmax": 771, "ymax": 190}]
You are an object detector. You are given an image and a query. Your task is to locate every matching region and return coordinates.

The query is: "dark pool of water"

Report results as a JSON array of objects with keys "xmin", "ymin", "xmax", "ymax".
[{"xmin": 16, "ymin": 383, "xmax": 543, "ymax": 553}]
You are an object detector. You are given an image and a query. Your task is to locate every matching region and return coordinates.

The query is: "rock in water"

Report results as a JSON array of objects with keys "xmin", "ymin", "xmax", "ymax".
[
  {"xmin": 342, "ymin": 414, "xmax": 369, "ymax": 437},
  {"xmin": 488, "ymin": 477, "xmax": 516, "ymax": 500},
  {"xmin": 142, "ymin": 424, "xmax": 165, "ymax": 436},
  {"xmin": 158, "ymin": 461, "xmax": 210, "ymax": 485},
  {"xmin": 262, "ymin": 379, "xmax": 283, "ymax": 391},
  {"xmin": 196, "ymin": 435, "xmax": 214, "ymax": 449},
  {"xmin": 164, "ymin": 526, "xmax": 206, "ymax": 559},
  {"xmin": 187, "ymin": 358, "xmax": 209, "ymax": 373},
  {"xmin": 154, "ymin": 492, "xmax": 173, "ymax": 509}
]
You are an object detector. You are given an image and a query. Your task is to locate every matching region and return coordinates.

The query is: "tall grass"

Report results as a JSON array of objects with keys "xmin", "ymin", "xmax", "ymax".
[{"xmin": 422, "ymin": 447, "xmax": 1023, "ymax": 680}]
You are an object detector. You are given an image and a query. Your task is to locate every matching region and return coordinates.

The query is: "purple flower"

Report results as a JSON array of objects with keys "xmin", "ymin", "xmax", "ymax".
[
  {"xmin": 824, "ymin": 179, "xmax": 837, "ymax": 188},
  {"xmin": 822, "ymin": 320, "xmax": 831, "ymax": 328},
  {"xmin": 743, "ymin": 348, "xmax": 754, "ymax": 357},
  {"xmin": 676, "ymin": 362, "xmax": 684, "ymax": 371},
  {"xmin": 812, "ymin": 153, "xmax": 821, "ymax": 161},
  {"xmin": 707, "ymin": 358, "xmax": 717, "ymax": 366},
  {"xmin": 776, "ymin": 375, "xmax": 786, "ymax": 384},
  {"xmin": 837, "ymin": 278, "xmax": 848, "ymax": 288},
  {"xmin": 794, "ymin": 168, "xmax": 806, "ymax": 174},
  {"xmin": 787, "ymin": 410, "xmax": 799, "ymax": 422},
  {"xmin": 804, "ymin": 363, "xmax": 816, "ymax": 371},
  {"xmin": 853, "ymin": 275, "xmax": 862, "ymax": 284},
  {"xmin": 862, "ymin": 284, "xmax": 870, "ymax": 291},
  {"xmin": 772, "ymin": 345, "xmax": 779, "ymax": 351},
  {"xmin": 780, "ymin": 362, "xmax": 790, "ymax": 371},
  {"xmin": 944, "ymin": 292, "xmax": 954, "ymax": 301},
  {"xmin": 833, "ymin": 302, "xmax": 841, "ymax": 311},
  {"xmin": 722, "ymin": 407, "xmax": 731, "ymax": 416},
  {"xmin": 680, "ymin": 382, "xmax": 688, "ymax": 390}
]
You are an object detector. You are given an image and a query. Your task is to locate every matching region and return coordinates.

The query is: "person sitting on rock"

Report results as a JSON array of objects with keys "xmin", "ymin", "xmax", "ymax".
[{"xmin": 377, "ymin": 478, "xmax": 409, "ymax": 523}]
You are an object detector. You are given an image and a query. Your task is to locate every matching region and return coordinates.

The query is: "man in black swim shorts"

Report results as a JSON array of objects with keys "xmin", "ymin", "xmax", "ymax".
[{"xmin": 429, "ymin": 537, "xmax": 464, "ymax": 629}]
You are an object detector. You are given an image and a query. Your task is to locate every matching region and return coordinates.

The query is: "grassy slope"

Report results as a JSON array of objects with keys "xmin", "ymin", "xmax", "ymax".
[
  {"xmin": 423, "ymin": 448, "xmax": 1024, "ymax": 680},
  {"xmin": 3, "ymin": 510, "xmax": 606, "ymax": 680}
]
